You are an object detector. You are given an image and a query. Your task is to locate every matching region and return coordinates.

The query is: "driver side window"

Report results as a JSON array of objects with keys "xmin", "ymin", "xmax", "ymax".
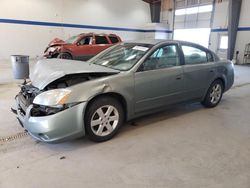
[
  {"xmin": 78, "ymin": 36, "xmax": 93, "ymax": 45},
  {"xmin": 141, "ymin": 44, "xmax": 180, "ymax": 71}
]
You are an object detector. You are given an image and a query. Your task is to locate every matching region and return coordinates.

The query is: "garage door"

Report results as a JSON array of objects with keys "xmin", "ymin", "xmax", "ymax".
[{"xmin": 173, "ymin": 0, "xmax": 214, "ymax": 47}]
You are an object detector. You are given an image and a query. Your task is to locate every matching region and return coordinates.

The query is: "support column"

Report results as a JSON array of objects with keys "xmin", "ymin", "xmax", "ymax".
[
  {"xmin": 161, "ymin": 0, "xmax": 174, "ymax": 39},
  {"xmin": 227, "ymin": 0, "xmax": 242, "ymax": 60},
  {"xmin": 150, "ymin": 2, "xmax": 161, "ymax": 23}
]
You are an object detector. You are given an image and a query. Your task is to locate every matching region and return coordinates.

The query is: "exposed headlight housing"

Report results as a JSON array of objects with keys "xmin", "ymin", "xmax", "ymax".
[
  {"xmin": 32, "ymin": 89, "xmax": 81, "ymax": 116},
  {"xmin": 33, "ymin": 89, "xmax": 72, "ymax": 107},
  {"xmin": 49, "ymin": 46, "xmax": 60, "ymax": 52},
  {"xmin": 31, "ymin": 103, "xmax": 79, "ymax": 116}
]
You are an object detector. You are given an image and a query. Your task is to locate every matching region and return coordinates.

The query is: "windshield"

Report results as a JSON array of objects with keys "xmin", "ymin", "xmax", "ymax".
[
  {"xmin": 65, "ymin": 35, "xmax": 79, "ymax": 44},
  {"xmin": 88, "ymin": 43, "xmax": 152, "ymax": 71}
]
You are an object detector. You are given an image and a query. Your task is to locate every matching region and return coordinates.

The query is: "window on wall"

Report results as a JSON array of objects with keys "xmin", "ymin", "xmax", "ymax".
[
  {"xmin": 219, "ymin": 35, "xmax": 228, "ymax": 50},
  {"xmin": 175, "ymin": 5, "xmax": 213, "ymax": 15},
  {"xmin": 175, "ymin": 0, "xmax": 214, "ymax": 9}
]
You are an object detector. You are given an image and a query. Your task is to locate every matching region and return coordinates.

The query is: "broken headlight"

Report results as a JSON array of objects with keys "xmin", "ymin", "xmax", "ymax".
[
  {"xmin": 33, "ymin": 89, "xmax": 72, "ymax": 106},
  {"xmin": 31, "ymin": 103, "xmax": 80, "ymax": 116}
]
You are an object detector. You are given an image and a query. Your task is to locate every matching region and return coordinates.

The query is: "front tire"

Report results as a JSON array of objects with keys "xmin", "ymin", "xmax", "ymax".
[
  {"xmin": 57, "ymin": 52, "xmax": 72, "ymax": 59},
  {"xmin": 85, "ymin": 97, "xmax": 124, "ymax": 142},
  {"xmin": 202, "ymin": 80, "xmax": 224, "ymax": 108}
]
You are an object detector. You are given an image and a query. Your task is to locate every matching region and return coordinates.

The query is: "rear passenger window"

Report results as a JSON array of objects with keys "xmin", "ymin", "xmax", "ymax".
[
  {"xmin": 95, "ymin": 36, "xmax": 109, "ymax": 44},
  {"xmin": 182, "ymin": 45, "xmax": 208, "ymax": 65},
  {"xmin": 109, "ymin": 36, "xmax": 119, "ymax": 44}
]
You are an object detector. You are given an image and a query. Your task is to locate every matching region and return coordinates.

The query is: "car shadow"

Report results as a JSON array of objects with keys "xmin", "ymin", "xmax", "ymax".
[{"xmin": 120, "ymin": 102, "xmax": 205, "ymax": 134}]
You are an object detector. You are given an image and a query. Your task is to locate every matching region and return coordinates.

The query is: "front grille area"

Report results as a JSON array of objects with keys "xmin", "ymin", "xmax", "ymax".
[
  {"xmin": 18, "ymin": 94, "xmax": 29, "ymax": 112},
  {"xmin": 31, "ymin": 104, "xmax": 64, "ymax": 117},
  {"xmin": 17, "ymin": 84, "xmax": 41, "ymax": 113}
]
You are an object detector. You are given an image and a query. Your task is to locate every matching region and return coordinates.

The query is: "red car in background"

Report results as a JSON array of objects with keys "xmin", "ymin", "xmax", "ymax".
[{"xmin": 44, "ymin": 33, "xmax": 122, "ymax": 61}]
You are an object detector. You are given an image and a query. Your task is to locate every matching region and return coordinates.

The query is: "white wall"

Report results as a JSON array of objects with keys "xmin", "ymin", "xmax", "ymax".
[
  {"xmin": 209, "ymin": 0, "xmax": 250, "ymax": 63},
  {"xmin": 235, "ymin": 0, "xmax": 250, "ymax": 64},
  {"xmin": 209, "ymin": 1, "xmax": 229, "ymax": 59},
  {"xmin": 0, "ymin": 0, "xmax": 151, "ymax": 59}
]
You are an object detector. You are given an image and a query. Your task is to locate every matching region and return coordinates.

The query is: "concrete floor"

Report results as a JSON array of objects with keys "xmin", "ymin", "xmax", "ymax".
[{"xmin": 0, "ymin": 60, "xmax": 250, "ymax": 188}]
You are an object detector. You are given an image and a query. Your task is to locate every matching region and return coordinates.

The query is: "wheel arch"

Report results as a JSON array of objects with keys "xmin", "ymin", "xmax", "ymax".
[
  {"xmin": 84, "ymin": 92, "xmax": 128, "ymax": 121},
  {"xmin": 58, "ymin": 51, "xmax": 73, "ymax": 59},
  {"xmin": 213, "ymin": 77, "xmax": 226, "ymax": 91},
  {"xmin": 202, "ymin": 77, "xmax": 226, "ymax": 101}
]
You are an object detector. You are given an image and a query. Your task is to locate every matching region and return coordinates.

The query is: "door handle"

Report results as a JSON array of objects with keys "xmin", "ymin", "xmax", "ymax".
[
  {"xmin": 210, "ymin": 70, "xmax": 214, "ymax": 73},
  {"xmin": 176, "ymin": 76, "xmax": 182, "ymax": 80}
]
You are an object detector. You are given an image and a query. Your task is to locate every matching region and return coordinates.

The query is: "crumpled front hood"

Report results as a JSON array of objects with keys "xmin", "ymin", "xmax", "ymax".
[
  {"xmin": 30, "ymin": 59, "xmax": 119, "ymax": 90},
  {"xmin": 48, "ymin": 38, "xmax": 65, "ymax": 47}
]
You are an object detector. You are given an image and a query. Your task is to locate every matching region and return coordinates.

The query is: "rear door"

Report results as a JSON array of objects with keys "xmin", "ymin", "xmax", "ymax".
[
  {"xmin": 134, "ymin": 44, "xmax": 185, "ymax": 113},
  {"xmin": 181, "ymin": 44, "xmax": 216, "ymax": 100},
  {"xmin": 92, "ymin": 35, "xmax": 113, "ymax": 54}
]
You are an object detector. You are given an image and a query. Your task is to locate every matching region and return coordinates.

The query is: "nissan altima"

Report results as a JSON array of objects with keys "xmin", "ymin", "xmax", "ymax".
[{"xmin": 14, "ymin": 40, "xmax": 234, "ymax": 143}]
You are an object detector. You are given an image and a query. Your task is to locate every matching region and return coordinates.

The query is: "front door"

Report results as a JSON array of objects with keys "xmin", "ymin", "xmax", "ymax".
[
  {"xmin": 74, "ymin": 35, "xmax": 95, "ymax": 60},
  {"xmin": 134, "ymin": 44, "xmax": 184, "ymax": 113}
]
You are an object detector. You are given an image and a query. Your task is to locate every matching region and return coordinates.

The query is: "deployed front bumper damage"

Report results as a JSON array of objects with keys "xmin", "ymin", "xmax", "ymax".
[{"xmin": 15, "ymin": 92, "xmax": 86, "ymax": 143}]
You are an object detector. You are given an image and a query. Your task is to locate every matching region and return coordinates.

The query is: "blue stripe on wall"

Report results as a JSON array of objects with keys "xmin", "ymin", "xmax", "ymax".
[
  {"xmin": 2, "ymin": 18, "xmax": 250, "ymax": 34},
  {"xmin": 0, "ymin": 18, "xmax": 172, "ymax": 33},
  {"xmin": 211, "ymin": 27, "xmax": 250, "ymax": 32},
  {"xmin": 238, "ymin": 27, "xmax": 250, "ymax": 31},
  {"xmin": 211, "ymin": 28, "xmax": 228, "ymax": 32}
]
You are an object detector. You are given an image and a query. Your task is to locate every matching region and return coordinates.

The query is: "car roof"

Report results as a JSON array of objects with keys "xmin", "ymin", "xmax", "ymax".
[
  {"xmin": 124, "ymin": 39, "xmax": 211, "ymax": 51},
  {"xmin": 124, "ymin": 39, "xmax": 167, "ymax": 45},
  {"xmin": 124, "ymin": 39, "xmax": 187, "ymax": 45},
  {"xmin": 78, "ymin": 32, "xmax": 119, "ymax": 36}
]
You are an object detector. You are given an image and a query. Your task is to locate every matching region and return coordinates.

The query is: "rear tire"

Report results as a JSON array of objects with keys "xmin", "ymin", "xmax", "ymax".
[
  {"xmin": 57, "ymin": 52, "xmax": 72, "ymax": 59},
  {"xmin": 85, "ymin": 96, "xmax": 124, "ymax": 142},
  {"xmin": 202, "ymin": 80, "xmax": 224, "ymax": 108}
]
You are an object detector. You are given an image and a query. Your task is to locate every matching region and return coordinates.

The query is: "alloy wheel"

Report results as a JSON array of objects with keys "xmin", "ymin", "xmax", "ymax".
[
  {"xmin": 210, "ymin": 84, "xmax": 222, "ymax": 104},
  {"xmin": 90, "ymin": 105, "xmax": 119, "ymax": 137}
]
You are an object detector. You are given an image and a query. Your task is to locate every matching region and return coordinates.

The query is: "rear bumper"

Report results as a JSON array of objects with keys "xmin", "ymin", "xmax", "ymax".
[
  {"xmin": 224, "ymin": 65, "xmax": 235, "ymax": 92},
  {"xmin": 15, "ymin": 95, "xmax": 87, "ymax": 143}
]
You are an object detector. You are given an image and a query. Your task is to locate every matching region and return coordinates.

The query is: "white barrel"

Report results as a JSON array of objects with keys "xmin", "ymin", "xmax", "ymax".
[{"xmin": 10, "ymin": 55, "xmax": 29, "ymax": 79}]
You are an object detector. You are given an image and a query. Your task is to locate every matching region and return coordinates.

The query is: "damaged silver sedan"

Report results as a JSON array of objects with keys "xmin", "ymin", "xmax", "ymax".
[{"xmin": 14, "ymin": 40, "xmax": 234, "ymax": 143}]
